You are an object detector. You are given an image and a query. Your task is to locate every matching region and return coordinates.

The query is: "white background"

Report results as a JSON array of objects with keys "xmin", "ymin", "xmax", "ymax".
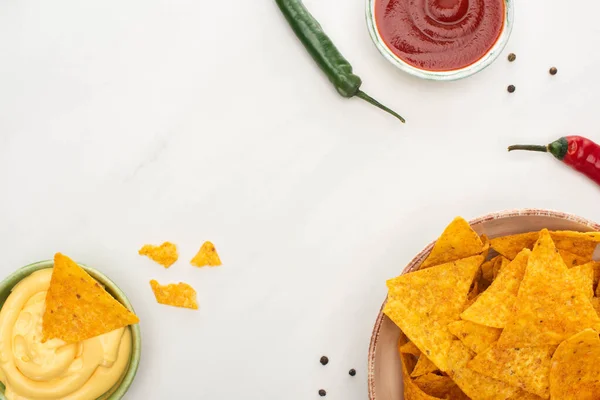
[{"xmin": 1, "ymin": 0, "xmax": 600, "ymax": 398}]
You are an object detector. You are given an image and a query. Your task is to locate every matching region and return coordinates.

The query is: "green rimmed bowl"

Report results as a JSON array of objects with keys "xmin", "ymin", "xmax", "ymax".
[{"xmin": 0, "ymin": 260, "xmax": 141, "ymax": 400}]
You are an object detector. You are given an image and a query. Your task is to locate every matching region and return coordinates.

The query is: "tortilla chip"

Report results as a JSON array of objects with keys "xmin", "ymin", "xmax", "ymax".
[
  {"xmin": 559, "ymin": 248, "xmax": 591, "ymax": 268},
  {"xmin": 447, "ymin": 320, "xmax": 501, "ymax": 354},
  {"xmin": 590, "ymin": 261, "xmax": 600, "ymax": 289},
  {"xmin": 507, "ymin": 390, "xmax": 545, "ymax": 400},
  {"xmin": 587, "ymin": 261, "xmax": 600, "ymax": 296},
  {"xmin": 481, "ymin": 234, "xmax": 490, "ymax": 259},
  {"xmin": 498, "ymin": 230, "xmax": 600, "ymax": 347},
  {"xmin": 138, "ymin": 241, "xmax": 178, "ymax": 268},
  {"xmin": 190, "ymin": 241, "xmax": 222, "ymax": 267},
  {"xmin": 491, "ymin": 232, "xmax": 539, "ymax": 260},
  {"xmin": 592, "ymin": 297, "xmax": 600, "ymax": 317},
  {"xmin": 384, "ymin": 255, "xmax": 484, "ymax": 371},
  {"xmin": 411, "ymin": 354, "xmax": 439, "ymax": 377},
  {"xmin": 493, "ymin": 256, "xmax": 511, "ymax": 280},
  {"xmin": 551, "ymin": 231, "xmax": 600, "ymax": 258},
  {"xmin": 568, "ymin": 262, "xmax": 595, "ymax": 300},
  {"xmin": 461, "ymin": 249, "xmax": 530, "ymax": 328},
  {"xmin": 549, "ymin": 328, "xmax": 600, "ymax": 400},
  {"xmin": 464, "ymin": 293, "xmax": 482, "ymax": 311},
  {"xmin": 420, "ymin": 217, "xmax": 484, "ymax": 269},
  {"xmin": 446, "ymin": 340, "xmax": 519, "ymax": 400},
  {"xmin": 480, "ymin": 257, "xmax": 497, "ymax": 284},
  {"xmin": 149, "ymin": 279, "xmax": 198, "ymax": 310},
  {"xmin": 468, "ymin": 280, "xmax": 480, "ymax": 301},
  {"xmin": 400, "ymin": 340, "xmax": 422, "ymax": 357},
  {"xmin": 468, "ymin": 343, "xmax": 554, "ymax": 398},
  {"xmin": 413, "ymin": 373, "xmax": 469, "ymax": 400},
  {"xmin": 402, "ymin": 358, "xmax": 442, "ymax": 399},
  {"xmin": 491, "ymin": 230, "xmax": 600, "ymax": 260},
  {"xmin": 42, "ymin": 253, "xmax": 139, "ymax": 343}
]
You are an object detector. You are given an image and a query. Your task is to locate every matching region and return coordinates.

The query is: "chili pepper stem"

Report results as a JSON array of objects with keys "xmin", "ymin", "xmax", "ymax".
[
  {"xmin": 356, "ymin": 91, "xmax": 405, "ymax": 123},
  {"xmin": 507, "ymin": 145, "xmax": 548, "ymax": 153}
]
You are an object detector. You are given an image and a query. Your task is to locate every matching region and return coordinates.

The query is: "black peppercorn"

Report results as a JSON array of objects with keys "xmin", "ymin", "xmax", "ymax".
[
  {"xmin": 319, "ymin": 356, "xmax": 329, "ymax": 366},
  {"xmin": 507, "ymin": 53, "xmax": 516, "ymax": 62},
  {"xmin": 318, "ymin": 389, "xmax": 326, "ymax": 396},
  {"xmin": 349, "ymin": 368, "xmax": 356, "ymax": 376},
  {"xmin": 507, "ymin": 85, "xmax": 516, "ymax": 93}
]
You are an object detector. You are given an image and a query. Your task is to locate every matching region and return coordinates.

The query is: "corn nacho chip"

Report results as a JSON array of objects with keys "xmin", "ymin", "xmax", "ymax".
[
  {"xmin": 190, "ymin": 241, "xmax": 222, "ymax": 267},
  {"xmin": 592, "ymin": 297, "xmax": 600, "ymax": 317},
  {"xmin": 551, "ymin": 231, "xmax": 600, "ymax": 258},
  {"xmin": 589, "ymin": 261, "xmax": 600, "ymax": 288},
  {"xmin": 138, "ymin": 241, "xmax": 178, "ymax": 268},
  {"xmin": 149, "ymin": 280, "xmax": 198, "ymax": 310},
  {"xmin": 402, "ymin": 357, "xmax": 442, "ymax": 399},
  {"xmin": 490, "ymin": 232, "xmax": 538, "ymax": 260},
  {"xmin": 447, "ymin": 320, "xmax": 501, "ymax": 354},
  {"xmin": 550, "ymin": 328, "xmax": 600, "ymax": 400},
  {"xmin": 493, "ymin": 256, "xmax": 511, "ymax": 280},
  {"xmin": 413, "ymin": 373, "xmax": 469, "ymax": 400},
  {"xmin": 480, "ymin": 257, "xmax": 497, "ymax": 284},
  {"xmin": 400, "ymin": 340, "xmax": 422, "ymax": 356},
  {"xmin": 463, "ymin": 292, "xmax": 482, "ymax": 311},
  {"xmin": 481, "ymin": 234, "xmax": 490, "ymax": 259},
  {"xmin": 491, "ymin": 230, "xmax": 600, "ymax": 260},
  {"xmin": 559, "ymin": 248, "xmax": 591, "ymax": 267},
  {"xmin": 498, "ymin": 230, "xmax": 600, "ymax": 347},
  {"xmin": 467, "ymin": 280, "xmax": 480, "ymax": 301},
  {"xmin": 384, "ymin": 255, "xmax": 484, "ymax": 371},
  {"xmin": 411, "ymin": 354, "xmax": 439, "ymax": 377},
  {"xmin": 568, "ymin": 262, "xmax": 595, "ymax": 300},
  {"xmin": 461, "ymin": 249, "xmax": 530, "ymax": 328},
  {"xmin": 507, "ymin": 390, "xmax": 545, "ymax": 400},
  {"xmin": 446, "ymin": 340, "xmax": 519, "ymax": 400},
  {"xmin": 420, "ymin": 217, "xmax": 484, "ymax": 269},
  {"xmin": 468, "ymin": 343, "xmax": 554, "ymax": 398},
  {"xmin": 42, "ymin": 253, "xmax": 139, "ymax": 343}
]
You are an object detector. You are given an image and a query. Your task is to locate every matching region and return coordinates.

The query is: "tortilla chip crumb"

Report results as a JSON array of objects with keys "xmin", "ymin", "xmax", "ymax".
[
  {"xmin": 191, "ymin": 241, "xmax": 222, "ymax": 267},
  {"xmin": 139, "ymin": 242, "xmax": 178, "ymax": 268},
  {"xmin": 150, "ymin": 280, "xmax": 198, "ymax": 310}
]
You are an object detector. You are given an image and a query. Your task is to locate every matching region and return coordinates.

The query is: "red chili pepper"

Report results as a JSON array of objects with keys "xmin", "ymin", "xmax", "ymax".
[{"xmin": 508, "ymin": 136, "xmax": 600, "ymax": 185}]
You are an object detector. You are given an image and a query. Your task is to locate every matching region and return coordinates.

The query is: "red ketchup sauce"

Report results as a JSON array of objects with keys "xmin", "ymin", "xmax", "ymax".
[{"xmin": 374, "ymin": 0, "xmax": 505, "ymax": 71}]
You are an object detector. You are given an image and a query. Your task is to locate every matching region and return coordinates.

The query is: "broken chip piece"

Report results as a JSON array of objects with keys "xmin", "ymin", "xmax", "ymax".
[
  {"xmin": 138, "ymin": 242, "xmax": 178, "ymax": 268},
  {"xmin": 190, "ymin": 241, "xmax": 222, "ymax": 267},
  {"xmin": 43, "ymin": 253, "xmax": 139, "ymax": 343},
  {"xmin": 149, "ymin": 279, "xmax": 198, "ymax": 310}
]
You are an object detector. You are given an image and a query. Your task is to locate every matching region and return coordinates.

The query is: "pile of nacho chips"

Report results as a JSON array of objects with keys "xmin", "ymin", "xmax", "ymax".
[{"xmin": 384, "ymin": 217, "xmax": 600, "ymax": 400}]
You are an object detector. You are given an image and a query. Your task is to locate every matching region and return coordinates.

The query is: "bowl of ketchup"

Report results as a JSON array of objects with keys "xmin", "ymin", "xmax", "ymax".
[{"xmin": 366, "ymin": 0, "xmax": 514, "ymax": 80}]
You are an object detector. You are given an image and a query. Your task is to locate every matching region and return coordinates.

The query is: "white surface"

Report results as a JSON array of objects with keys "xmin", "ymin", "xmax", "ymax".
[{"xmin": 0, "ymin": 0, "xmax": 599, "ymax": 398}]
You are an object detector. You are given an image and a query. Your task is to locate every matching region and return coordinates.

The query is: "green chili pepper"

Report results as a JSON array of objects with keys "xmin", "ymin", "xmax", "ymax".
[{"xmin": 275, "ymin": 0, "xmax": 405, "ymax": 123}]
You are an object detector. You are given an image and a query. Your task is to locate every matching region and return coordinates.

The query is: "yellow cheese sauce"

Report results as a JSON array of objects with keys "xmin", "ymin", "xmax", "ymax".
[{"xmin": 0, "ymin": 269, "xmax": 131, "ymax": 400}]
